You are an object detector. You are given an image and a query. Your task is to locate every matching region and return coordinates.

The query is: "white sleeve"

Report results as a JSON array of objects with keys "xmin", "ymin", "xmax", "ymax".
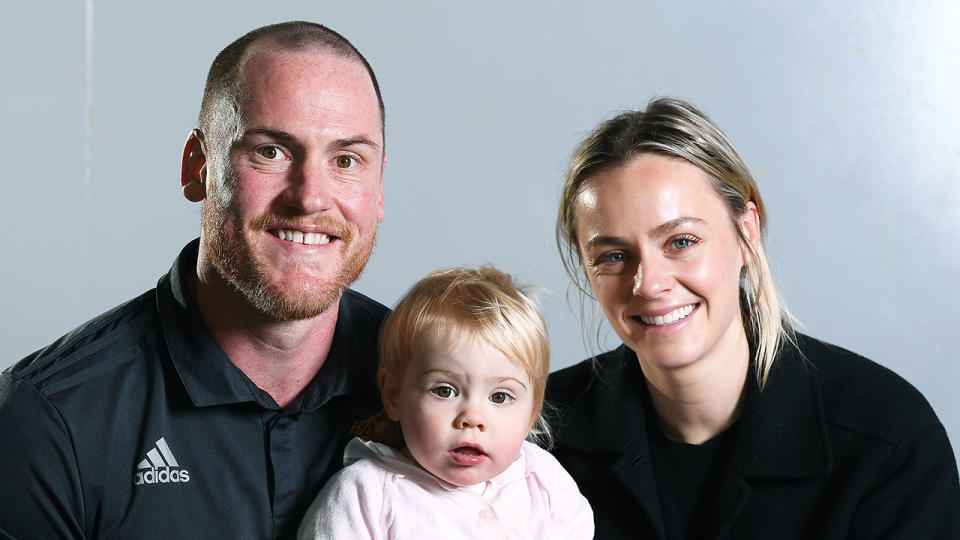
[
  {"xmin": 527, "ymin": 443, "xmax": 595, "ymax": 540},
  {"xmin": 297, "ymin": 459, "xmax": 393, "ymax": 540}
]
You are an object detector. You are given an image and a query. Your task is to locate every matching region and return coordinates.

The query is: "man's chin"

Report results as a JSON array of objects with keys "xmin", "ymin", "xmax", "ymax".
[{"xmin": 246, "ymin": 282, "xmax": 345, "ymax": 322}]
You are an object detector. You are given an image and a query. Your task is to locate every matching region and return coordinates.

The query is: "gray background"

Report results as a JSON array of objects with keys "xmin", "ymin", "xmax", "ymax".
[{"xmin": 3, "ymin": 1, "xmax": 958, "ymax": 461}]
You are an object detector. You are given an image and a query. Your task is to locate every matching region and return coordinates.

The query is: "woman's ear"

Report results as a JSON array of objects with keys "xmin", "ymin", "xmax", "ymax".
[
  {"xmin": 378, "ymin": 370, "xmax": 401, "ymax": 422},
  {"xmin": 739, "ymin": 201, "xmax": 761, "ymax": 267}
]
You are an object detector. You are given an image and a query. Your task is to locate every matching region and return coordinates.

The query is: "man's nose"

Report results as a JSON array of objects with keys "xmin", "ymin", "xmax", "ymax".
[{"xmin": 282, "ymin": 160, "xmax": 333, "ymax": 213}]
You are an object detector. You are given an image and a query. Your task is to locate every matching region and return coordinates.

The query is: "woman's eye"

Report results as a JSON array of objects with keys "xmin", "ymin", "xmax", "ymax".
[
  {"xmin": 256, "ymin": 146, "xmax": 285, "ymax": 161},
  {"xmin": 490, "ymin": 392, "xmax": 513, "ymax": 405},
  {"xmin": 335, "ymin": 155, "xmax": 358, "ymax": 169},
  {"xmin": 431, "ymin": 385, "xmax": 456, "ymax": 399},
  {"xmin": 596, "ymin": 252, "xmax": 625, "ymax": 265},
  {"xmin": 671, "ymin": 236, "xmax": 698, "ymax": 250}
]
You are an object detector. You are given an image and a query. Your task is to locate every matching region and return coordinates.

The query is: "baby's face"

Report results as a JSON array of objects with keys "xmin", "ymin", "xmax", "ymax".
[{"xmin": 382, "ymin": 336, "xmax": 535, "ymax": 487}]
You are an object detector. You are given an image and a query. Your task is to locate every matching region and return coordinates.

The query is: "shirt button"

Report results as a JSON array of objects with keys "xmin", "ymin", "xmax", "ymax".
[{"xmin": 479, "ymin": 509, "xmax": 493, "ymax": 519}]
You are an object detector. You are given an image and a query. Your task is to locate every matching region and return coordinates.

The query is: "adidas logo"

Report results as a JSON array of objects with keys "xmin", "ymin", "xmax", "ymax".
[{"xmin": 133, "ymin": 437, "xmax": 191, "ymax": 486}]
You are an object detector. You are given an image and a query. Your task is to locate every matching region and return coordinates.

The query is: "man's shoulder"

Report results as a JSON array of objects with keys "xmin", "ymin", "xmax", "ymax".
[
  {"xmin": 342, "ymin": 288, "xmax": 389, "ymax": 318},
  {"xmin": 4, "ymin": 288, "xmax": 162, "ymax": 401},
  {"xmin": 340, "ymin": 289, "xmax": 389, "ymax": 332}
]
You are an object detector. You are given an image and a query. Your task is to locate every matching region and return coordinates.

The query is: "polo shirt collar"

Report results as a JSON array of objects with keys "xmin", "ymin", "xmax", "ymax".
[
  {"xmin": 158, "ymin": 240, "xmax": 257, "ymax": 408},
  {"xmin": 157, "ymin": 239, "xmax": 377, "ymax": 412},
  {"xmin": 302, "ymin": 289, "xmax": 378, "ymax": 413}
]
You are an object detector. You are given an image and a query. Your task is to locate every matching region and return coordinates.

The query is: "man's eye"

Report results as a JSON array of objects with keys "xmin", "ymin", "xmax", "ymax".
[
  {"xmin": 335, "ymin": 155, "xmax": 358, "ymax": 168},
  {"xmin": 490, "ymin": 392, "xmax": 513, "ymax": 404},
  {"xmin": 431, "ymin": 385, "xmax": 456, "ymax": 399},
  {"xmin": 256, "ymin": 146, "xmax": 285, "ymax": 161}
]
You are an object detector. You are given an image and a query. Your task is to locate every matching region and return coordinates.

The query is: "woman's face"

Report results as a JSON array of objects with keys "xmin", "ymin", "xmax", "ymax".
[{"xmin": 574, "ymin": 153, "xmax": 759, "ymax": 374}]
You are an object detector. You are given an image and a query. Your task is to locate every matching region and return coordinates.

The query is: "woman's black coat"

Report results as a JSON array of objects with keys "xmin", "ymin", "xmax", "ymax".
[{"xmin": 546, "ymin": 334, "xmax": 960, "ymax": 539}]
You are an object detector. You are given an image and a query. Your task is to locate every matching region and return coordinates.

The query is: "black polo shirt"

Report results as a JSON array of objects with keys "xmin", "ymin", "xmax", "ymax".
[{"xmin": 0, "ymin": 239, "xmax": 388, "ymax": 539}]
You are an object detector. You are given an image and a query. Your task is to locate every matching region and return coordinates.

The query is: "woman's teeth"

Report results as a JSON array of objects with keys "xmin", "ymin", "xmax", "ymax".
[{"xmin": 639, "ymin": 304, "xmax": 695, "ymax": 326}]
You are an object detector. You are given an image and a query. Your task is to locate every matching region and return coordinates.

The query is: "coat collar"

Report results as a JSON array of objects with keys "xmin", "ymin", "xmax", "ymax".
[
  {"xmin": 731, "ymin": 340, "xmax": 832, "ymax": 479},
  {"xmin": 555, "ymin": 341, "xmax": 832, "ymax": 480}
]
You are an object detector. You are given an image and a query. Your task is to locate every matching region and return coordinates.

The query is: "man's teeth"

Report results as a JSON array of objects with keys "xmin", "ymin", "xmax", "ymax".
[
  {"xmin": 639, "ymin": 304, "xmax": 695, "ymax": 326},
  {"xmin": 275, "ymin": 229, "xmax": 331, "ymax": 246}
]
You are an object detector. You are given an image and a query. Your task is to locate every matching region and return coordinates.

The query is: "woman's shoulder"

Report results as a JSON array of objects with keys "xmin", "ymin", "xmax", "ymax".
[
  {"xmin": 789, "ymin": 334, "xmax": 943, "ymax": 444},
  {"xmin": 546, "ymin": 346, "xmax": 649, "ymax": 451},
  {"xmin": 547, "ymin": 345, "xmax": 636, "ymax": 406}
]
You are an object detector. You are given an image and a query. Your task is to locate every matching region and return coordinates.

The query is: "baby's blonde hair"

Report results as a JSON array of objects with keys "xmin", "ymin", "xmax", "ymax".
[{"xmin": 378, "ymin": 266, "xmax": 551, "ymax": 445}]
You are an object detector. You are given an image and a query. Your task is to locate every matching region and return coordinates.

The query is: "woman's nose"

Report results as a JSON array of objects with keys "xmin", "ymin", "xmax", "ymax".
[
  {"xmin": 632, "ymin": 258, "xmax": 671, "ymax": 298},
  {"xmin": 632, "ymin": 262, "xmax": 643, "ymax": 295}
]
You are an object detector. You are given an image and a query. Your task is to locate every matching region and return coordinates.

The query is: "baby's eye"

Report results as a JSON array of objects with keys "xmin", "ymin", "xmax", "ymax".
[
  {"xmin": 256, "ymin": 145, "xmax": 285, "ymax": 161},
  {"xmin": 490, "ymin": 392, "xmax": 513, "ymax": 405},
  {"xmin": 431, "ymin": 385, "xmax": 457, "ymax": 399},
  {"xmin": 335, "ymin": 155, "xmax": 358, "ymax": 169}
]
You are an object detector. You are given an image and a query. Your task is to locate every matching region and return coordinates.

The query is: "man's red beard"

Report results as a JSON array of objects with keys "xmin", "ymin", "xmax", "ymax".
[{"xmin": 201, "ymin": 199, "xmax": 375, "ymax": 321}]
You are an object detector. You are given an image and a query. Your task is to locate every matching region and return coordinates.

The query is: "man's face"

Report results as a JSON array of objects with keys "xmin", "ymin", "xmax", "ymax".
[{"xmin": 201, "ymin": 46, "xmax": 385, "ymax": 320}]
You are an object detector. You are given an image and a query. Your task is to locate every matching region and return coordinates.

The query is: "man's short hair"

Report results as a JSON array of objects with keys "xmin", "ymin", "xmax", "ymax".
[{"xmin": 197, "ymin": 21, "xmax": 385, "ymax": 143}]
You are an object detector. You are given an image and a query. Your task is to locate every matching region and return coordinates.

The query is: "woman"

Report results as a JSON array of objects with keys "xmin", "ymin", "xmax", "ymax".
[{"xmin": 547, "ymin": 97, "xmax": 959, "ymax": 539}]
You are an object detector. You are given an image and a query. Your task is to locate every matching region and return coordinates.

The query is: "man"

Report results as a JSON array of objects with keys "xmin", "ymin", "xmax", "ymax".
[{"xmin": 0, "ymin": 22, "xmax": 388, "ymax": 538}]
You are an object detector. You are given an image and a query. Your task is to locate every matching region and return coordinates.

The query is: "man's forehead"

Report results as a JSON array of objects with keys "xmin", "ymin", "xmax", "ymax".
[
  {"xmin": 238, "ymin": 42, "xmax": 368, "ymax": 89},
  {"xmin": 233, "ymin": 43, "xmax": 382, "ymax": 132}
]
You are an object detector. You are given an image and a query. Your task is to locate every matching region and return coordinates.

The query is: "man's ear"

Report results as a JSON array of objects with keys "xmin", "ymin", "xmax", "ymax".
[
  {"xmin": 181, "ymin": 129, "xmax": 208, "ymax": 203},
  {"xmin": 377, "ymin": 154, "xmax": 387, "ymax": 223},
  {"xmin": 739, "ymin": 201, "xmax": 762, "ymax": 267},
  {"xmin": 378, "ymin": 369, "xmax": 401, "ymax": 422}
]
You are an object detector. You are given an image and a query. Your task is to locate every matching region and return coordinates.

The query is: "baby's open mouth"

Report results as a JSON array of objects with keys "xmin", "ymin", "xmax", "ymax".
[{"xmin": 453, "ymin": 446, "xmax": 483, "ymax": 456}]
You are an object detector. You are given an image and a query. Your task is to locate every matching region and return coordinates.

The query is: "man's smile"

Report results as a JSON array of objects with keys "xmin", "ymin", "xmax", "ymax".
[{"xmin": 270, "ymin": 229, "xmax": 333, "ymax": 246}]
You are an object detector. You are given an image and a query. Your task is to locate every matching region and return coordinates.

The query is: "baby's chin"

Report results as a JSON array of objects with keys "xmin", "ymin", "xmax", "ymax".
[
  {"xmin": 423, "ymin": 459, "xmax": 508, "ymax": 488},
  {"xmin": 403, "ymin": 445, "xmax": 518, "ymax": 487},
  {"xmin": 435, "ymin": 468, "xmax": 501, "ymax": 488}
]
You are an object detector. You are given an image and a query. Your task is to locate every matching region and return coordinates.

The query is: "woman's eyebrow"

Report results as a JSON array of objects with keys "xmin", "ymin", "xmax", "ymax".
[
  {"xmin": 583, "ymin": 234, "xmax": 631, "ymax": 250},
  {"xmin": 648, "ymin": 216, "xmax": 706, "ymax": 237}
]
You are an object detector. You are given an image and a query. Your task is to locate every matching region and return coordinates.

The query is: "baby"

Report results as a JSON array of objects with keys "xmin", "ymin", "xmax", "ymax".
[{"xmin": 298, "ymin": 267, "xmax": 593, "ymax": 539}]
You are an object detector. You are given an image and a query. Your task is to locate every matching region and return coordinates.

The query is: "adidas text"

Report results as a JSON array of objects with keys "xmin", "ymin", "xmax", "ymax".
[
  {"xmin": 134, "ymin": 437, "xmax": 190, "ymax": 487},
  {"xmin": 134, "ymin": 468, "xmax": 191, "ymax": 485}
]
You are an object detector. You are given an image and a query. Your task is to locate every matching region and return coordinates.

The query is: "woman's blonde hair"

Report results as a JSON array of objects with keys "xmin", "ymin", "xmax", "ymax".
[
  {"xmin": 556, "ymin": 97, "xmax": 796, "ymax": 388},
  {"xmin": 378, "ymin": 266, "xmax": 552, "ymax": 444}
]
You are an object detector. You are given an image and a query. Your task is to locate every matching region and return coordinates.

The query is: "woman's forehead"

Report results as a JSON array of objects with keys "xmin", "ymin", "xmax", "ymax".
[{"xmin": 574, "ymin": 155, "xmax": 726, "ymax": 231}]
